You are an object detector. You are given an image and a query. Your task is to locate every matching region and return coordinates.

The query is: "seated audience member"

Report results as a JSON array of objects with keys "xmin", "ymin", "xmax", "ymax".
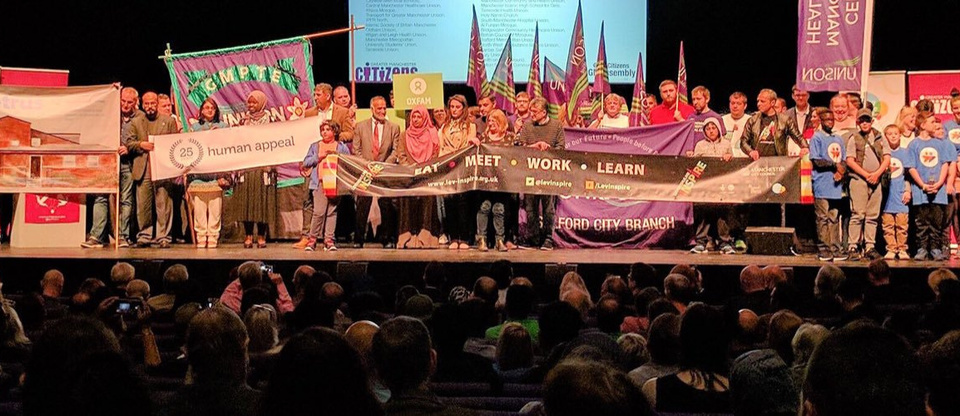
[
  {"xmin": 111, "ymin": 261, "xmax": 136, "ymax": 295},
  {"xmin": 39, "ymin": 269, "xmax": 67, "ymax": 320},
  {"xmin": 244, "ymin": 304, "xmax": 280, "ymax": 355},
  {"xmin": 290, "ymin": 265, "xmax": 319, "ymax": 306},
  {"xmin": 401, "ymin": 294, "xmax": 435, "ymax": 322},
  {"xmin": 125, "ymin": 279, "xmax": 150, "ymax": 300},
  {"xmin": 0, "ymin": 303, "xmax": 31, "ymax": 363},
  {"xmin": 459, "ymin": 297, "xmax": 499, "ymax": 360},
  {"xmin": 596, "ymin": 294, "xmax": 624, "ymax": 336},
  {"xmin": 646, "ymin": 298, "xmax": 681, "ymax": 323},
  {"xmin": 731, "ymin": 349, "xmax": 799, "ymax": 416},
  {"xmin": 543, "ymin": 359, "xmax": 651, "ymax": 416},
  {"xmin": 470, "ymin": 276, "xmax": 499, "ymax": 305},
  {"xmin": 767, "ymin": 310, "xmax": 803, "ymax": 364},
  {"xmin": 790, "ymin": 323, "xmax": 829, "ymax": 389},
  {"xmin": 669, "ymin": 264, "xmax": 700, "ymax": 290},
  {"xmin": 531, "ymin": 301, "xmax": 584, "ymax": 381},
  {"xmin": 219, "ymin": 261, "xmax": 293, "ymax": 314},
  {"xmin": 729, "ymin": 265, "xmax": 772, "ymax": 314},
  {"xmin": 643, "ymin": 304, "xmax": 732, "ymax": 414},
  {"xmin": 628, "ymin": 313, "xmax": 681, "ymax": 388},
  {"xmin": 421, "ymin": 261, "xmax": 446, "ymax": 303},
  {"xmin": 149, "ymin": 264, "xmax": 188, "ymax": 313},
  {"xmin": 600, "ymin": 275, "xmax": 632, "ymax": 309},
  {"xmin": 22, "ymin": 316, "xmax": 151, "ymax": 416},
  {"xmin": 920, "ymin": 279, "xmax": 960, "ymax": 339},
  {"xmin": 920, "ymin": 330, "xmax": 960, "ymax": 416},
  {"xmin": 628, "ymin": 262, "xmax": 660, "ymax": 297},
  {"xmin": 489, "ymin": 259, "xmax": 514, "ymax": 308},
  {"xmin": 322, "ymin": 281, "xmax": 352, "ymax": 332},
  {"xmin": 731, "ymin": 309, "xmax": 763, "ymax": 357},
  {"xmin": 621, "ymin": 287, "xmax": 662, "ymax": 335},
  {"xmin": 866, "ymin": 258, "xmax": 921, "ymax": 305},
  {"xmin": 164, "ymin": 307, "xmax": 261, "ymax": 416},
  {"xmin": 836, "ymin": 274, "xmax": 882, "ymax": 328},
  {"xmin": 560, "ymin": 288, "xmax": 593, "ymax": 321},
  {"xmin": 928, "ymin": 268, "xmax": 958, "ymax": 302},
  {"xmin": 495, "ymin": 322, "xmax": 536, "ymax": 382},
  {"xmin": 486, "ymin": 284, "xmax": 539, "ymax": 342},
  {"xmin": 345, "ymin": 321, "xmax": 390, "ymax": 403},
  {"xmin": 802, "ymin": 323, "xmax": 925, "ymax": 416},
  {"xmin": 260, "ymin": 327, "xmax": 383, "ymax": 416},
  {"xmin": 70, "ymin": 278, "xmax": 106, "ymax": 313},
  {"xmin": 372, "ymin": 316, "xmax": 478, "ymax": 415},
  {"xmin": 617, "ymin": 333, "xmax": 650, "ymax": 371},
  {"xmin": 803, "ymin": 264, "xmax": 845, "ymax": 321},
  {"xmin": 427, "ymin": 303, "xmax": 496, "ymax": 384},
  {"xmin": 663, "ymin": 274, "xmax": 695, "ymax": 314}
]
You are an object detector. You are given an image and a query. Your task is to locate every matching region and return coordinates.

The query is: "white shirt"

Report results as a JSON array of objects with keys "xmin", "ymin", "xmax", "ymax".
[
  {"xmin": 723, "ymin": 113, "xmax": 749, "ymax": 158},
  {"xmin": 597, "ymin": 114, "xmax": 629, "ymax": 129},
  {"xmin": 794, "ymin": 106, "xmax": 810, "ymax": 133}
]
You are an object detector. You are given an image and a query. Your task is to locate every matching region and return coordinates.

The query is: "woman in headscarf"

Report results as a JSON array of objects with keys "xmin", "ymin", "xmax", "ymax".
[
  {"xmin": 235, "ymin": 90, "xmax": 277, "ymax": 248},
  {"xmin": 188, "ymin": 98, "xmax": 231, "ymax": 248},
  {"xmin": 439, "ymin": 95, "xmax": 477, "ymax": 250},
  {"xmin": 396, "ymin": 105, "xmax": 442, "ymax": 248}
]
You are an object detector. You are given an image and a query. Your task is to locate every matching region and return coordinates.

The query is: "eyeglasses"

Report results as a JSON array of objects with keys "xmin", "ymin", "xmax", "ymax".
[{"xmin": 858, "ymin": 118, "xmax": 872, "ymax": 123}]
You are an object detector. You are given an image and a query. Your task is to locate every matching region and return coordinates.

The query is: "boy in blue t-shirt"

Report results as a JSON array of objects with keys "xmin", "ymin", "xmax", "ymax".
[
  {"xmin": 809, "ymin": 109, "xmax": 848, "ymax": 261},
  {"xmin": 942, "ymin": 96, "xmax": 960, "ymax": 256},
  {"xmin": 904, "ymin": 112, "xmax": 954, "ymax": 261},
  {"xmin": 881, "ymin": 124, "xmax": 911, "ymax": 260}
]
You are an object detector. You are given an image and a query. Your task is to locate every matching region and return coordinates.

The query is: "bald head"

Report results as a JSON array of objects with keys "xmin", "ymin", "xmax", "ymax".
[
  {"xmin": 738, "ymin": 309, "xmax": 760, "ymax": 334},
  {"xmin": 472, "ymin": 276, "xmax": 498, "ymax": 304},
  {"xmin": 41, "ymin": 269, "xmax": 65, "ymax": 297},
  {"xmin": 345, "ymin": 320, "xmax": 380, "ymax": 369},
  {"xmin": 740, "ymin": 265, "xmax": 767, "ymax": 293}
]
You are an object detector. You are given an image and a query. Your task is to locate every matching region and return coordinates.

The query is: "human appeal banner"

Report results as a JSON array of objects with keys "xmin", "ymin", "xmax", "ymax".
[
  {"xmin": 334, "ymin": 144, "xmax": 802, "ymax": 204},
  {"xmin": 164, "ymin": 37, "xmax": 315, "ymax": 130},
  {"xmin": 149, "ymin": 117, "xmax": 319, "ymax": 181},
  {"xmin": 907, "ymin": 71, "xmax": 960, "ymax": 123},
  {"xmin": 796, "ymin": 0, "xmax": 874, "ymax": 92}
]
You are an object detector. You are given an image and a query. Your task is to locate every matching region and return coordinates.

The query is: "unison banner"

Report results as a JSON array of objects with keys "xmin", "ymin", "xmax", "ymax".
[
  {"xmin": 907, "ymin": 70, "xmax": 960, "ymax": 123},
  {"xmin": 149, "ymin": 117, "xmax": 319, "ymax": 181},
  {"xmin": 164, "ymin": 37, "xmax": 315, "ymax": 130},
  {"xmin": 796, "ymin": 0, "xmax": 874, "ymax": 92},
  {"xmin": 559, "ymin": 121, "xmax": 695, "ymax": 248},
  {"xmin": 865, "ymin": 71, "xmax": 906, "ymax": 129},
  {"xmin": 335, "ymin": 144, "xmax": 802, "ymax": 203}
]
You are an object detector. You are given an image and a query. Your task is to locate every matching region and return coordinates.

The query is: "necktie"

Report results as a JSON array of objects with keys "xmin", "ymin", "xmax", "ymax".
[{"xmin": 372, "ymin": 122, "xmax": 381, "ymax": 160}]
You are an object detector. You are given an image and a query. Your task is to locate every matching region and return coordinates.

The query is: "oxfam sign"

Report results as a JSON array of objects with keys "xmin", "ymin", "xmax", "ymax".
[{"xmin": 393, "ymin": 73, "xmax": 444, "ymax": 110}]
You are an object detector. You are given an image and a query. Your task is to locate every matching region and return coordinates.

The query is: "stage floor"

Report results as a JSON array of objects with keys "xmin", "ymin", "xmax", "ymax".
[{"xmin": 0, "ymin": 244, "xmax": 953, "ymax": 269}]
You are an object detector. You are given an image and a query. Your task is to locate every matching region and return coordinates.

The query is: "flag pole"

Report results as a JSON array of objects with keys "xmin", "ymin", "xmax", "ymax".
[{"xmin": 350, "ymin": 15, "xmax": 357, "ymax": 104}]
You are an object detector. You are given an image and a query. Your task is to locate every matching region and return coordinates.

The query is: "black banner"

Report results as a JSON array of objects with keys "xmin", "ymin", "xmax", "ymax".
[{"xmin": 336, "ymin": 144, "xmax": 802, "ymax": 204}]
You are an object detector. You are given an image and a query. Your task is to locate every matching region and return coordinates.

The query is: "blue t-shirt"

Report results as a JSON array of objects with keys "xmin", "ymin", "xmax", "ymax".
[
  {"xmin": 903, "ymin": 137, "xmax": 955, "ymax": 205},
  {"xmin": 944, "ymin": 119, "xmax": 960, "ymax": 152},
  {"xmin": 883, "ymin": 147, "xmax": 910, "ymax": 214},
  {"xmin": 809, "ymin": 130, "xmax": 846, "ymax": 200}
]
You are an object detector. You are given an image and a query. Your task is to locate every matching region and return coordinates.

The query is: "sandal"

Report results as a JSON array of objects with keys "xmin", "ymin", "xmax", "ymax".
[
  {"xmin": 257, "ymin": 237, "xmax": 267, "ymax": 248},
  {"xmin": 244, "ymin": 236, "xmax": 254, "ymax": 249}
]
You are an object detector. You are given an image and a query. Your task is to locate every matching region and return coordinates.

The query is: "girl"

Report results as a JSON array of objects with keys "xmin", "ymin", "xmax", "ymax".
[{"xmin": 302, "ymin": 120, "xmax": 349, "ymax": 251}]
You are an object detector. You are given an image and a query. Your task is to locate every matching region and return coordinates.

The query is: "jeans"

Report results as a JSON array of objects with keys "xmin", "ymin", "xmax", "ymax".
[
  {"xmin": 524, "ymin": 194, "xmax": 556, "ymax": 246},
  {"xmin": 89, "ymin": 163, "xmax": 133, "ymax": 242},
  {"xmin": 815, "ymin": 198, "xmax": 843, "ymax": 254}
]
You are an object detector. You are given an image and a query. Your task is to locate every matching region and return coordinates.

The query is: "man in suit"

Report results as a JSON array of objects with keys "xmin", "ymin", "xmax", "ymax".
[
  {"xmin": 292, "ymin": 83, "xmax": 358, "ymax": 249},
  {"xmin": 353, "ymin": 96, "xmax": 400, "ymax": 248},
  {"xmin": 127, "ymin": 91, "xmax": 179, "ymax": 248},
  {"xmin": 785, "ymin": 85, "xmax": 814, "ymax": 136}
]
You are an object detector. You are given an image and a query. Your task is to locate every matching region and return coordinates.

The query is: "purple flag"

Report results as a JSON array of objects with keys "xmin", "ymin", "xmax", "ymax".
[
  {"xmin": 677, "ymin": 41, "xmax": 689, "ymax": 108},
  {"xmin": 526, "ymin": 22, "xmax": 542, "ymax": 99},
  {"xmin": 796, "ymin": 0, "xmax": 873, "ymax": 91},
  {"xmin": 629, "ymin": 52, "xmax": 649, "ymax": 127},
  {"xmin": 164, "ymin": 36, "xmax": 315, "ymax": 130},
  {"xmin": 564, "ymin": 1, "xmax": 590, "ymax": 121},
  {"xmin": 590, "ymin": 21, "xmax": 610, "ymax": 122},
  {"xmin": 490, "ymin": 35, "xmax": 516, "ymax": 114},
  {"xmin": 466, "ymin": 5, "xmax": 490, "ymax": 102},
  {"xmin": 543, "ymin": 56, "xmax": 566, "ymax": 119},
  {"xmin": 556, "ymin": 121, "xmax": 697, "ymax": 248}
]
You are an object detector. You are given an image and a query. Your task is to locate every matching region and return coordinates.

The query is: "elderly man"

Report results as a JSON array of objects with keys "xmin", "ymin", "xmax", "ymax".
[
  {"xmin": 649, "ymin": 80, "xmax": 695, "ymax": 125},
  {"xmin": 127, "ymin": 91, "xmax": 179, "ymax": 248},
  {"xmin": 740, "ymin": 89, "xmax": 808, "ymax": 160},
  {"xmin": 352, "ymin": 96, "xmax": 400, "ymax": 248}
]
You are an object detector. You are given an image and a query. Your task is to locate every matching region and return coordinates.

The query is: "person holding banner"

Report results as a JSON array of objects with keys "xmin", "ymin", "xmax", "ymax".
[
  {"xmin": 690, "ymin": 118, "xmax": 735, "ymax": 255},
  {"xmin": 304, "ymin": 84, "xmax": 355, "ymax": 142},
  {"xmin": 518, "ymin": 97, "xmax": 564, "ymax": 251},
  {"xmin": 686, "ymin": 87, "xmax": 725, "ymax": 142},
  {"xmin": 236, "ymin": 90, "xmax": 277, "ymax": 248},
  {"xmin": 188, "ymin": 98, "xmax": 230, "ymax": 249},
  {"xmin": 396, "ymin": 105, "xmax": 442, "ymax": 249},
  {"xmin": 476, "ymin": 109, "xmax": 518, "ymax": 252},
  {"xmin": 353, "ymin": 96, "xmax": 400, "ymax": 249},
  {"xmin": 128, "ymin": 91, "xmax": 180, "ymax": 249},
  {"xmin": 739, "ymin": 89, "xmax": 808, "ymax": 160},
  {"xmin": 512, "ymin": 91, "xmax": 532, "ymax": 133},
  {"xmin": 441, "ymin": 94, "xmax": 478, "ymax": 250},
  {"xmin": 588, "ymin": 94, "xmax": 629, "ymax": 129},
  {"xmin": 722, "ymin": 92, "xmax": 749, "ymax": 159},
  {"xmin": 432, "ymin": 108, "xmax": 449, "ymax": 131},
  {"xmin": 302, "ymin": 120, "xmax": 349, "ymax": 252}
]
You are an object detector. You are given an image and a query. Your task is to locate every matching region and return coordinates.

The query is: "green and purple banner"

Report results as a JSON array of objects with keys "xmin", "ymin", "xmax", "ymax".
[
  {"xmin": 164, "ymin": 37, "xmax": 315, "ymax": 131},
  {"xmin": 796, "ymin": 0, "xmax": 873, "ymax": 91}
]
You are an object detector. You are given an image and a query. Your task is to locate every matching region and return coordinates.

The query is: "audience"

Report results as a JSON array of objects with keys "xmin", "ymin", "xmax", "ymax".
[
  {"xmin": 543, "ymin": 359, "xmax": 651, "ymax": 416},
  {"xmin": 149, "ymin": 264, "xmax": 188, "ymax": 313}
]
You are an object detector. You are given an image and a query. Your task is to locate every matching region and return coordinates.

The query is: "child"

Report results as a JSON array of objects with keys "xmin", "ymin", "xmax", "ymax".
[
  {"xmin": 302, "ymin": 120, "xmax": 349, "ymax": 251},
  {"xmin": 690, "ymin": 118, "xmax": 735, "ymax": 254},
  {"xmin": 809, "ymin": 109, "xmax": 848, "ymax": 261},
  {"xmin": 904, "ymin": 112, "xmax": 955, "ymax": 261},
  {"xmin": 881, "ymin": 124, "xmax": 910, "ymax": 260}
]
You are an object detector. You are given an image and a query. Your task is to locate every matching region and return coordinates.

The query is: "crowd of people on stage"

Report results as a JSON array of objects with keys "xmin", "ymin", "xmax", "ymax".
[
  {"xmin": 0, "ymin": 257, "xmax": 957, "ymax": 415},
  {"xmin": 82, "ymin": 79, "xmax": 960, "ymax": 260}
]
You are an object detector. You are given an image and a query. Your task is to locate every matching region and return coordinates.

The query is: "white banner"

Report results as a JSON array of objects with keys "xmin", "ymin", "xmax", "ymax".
[
  {"xmin": 866, "ymin": 71, "xmax": 906, "ymax": 131},
  {"xmin": 149, "ymin": 117, "xmax": 320, "ymax": 180},
  {"xmin": 0, "ymin": 84, "xmax": 120, "ymax": 150}
]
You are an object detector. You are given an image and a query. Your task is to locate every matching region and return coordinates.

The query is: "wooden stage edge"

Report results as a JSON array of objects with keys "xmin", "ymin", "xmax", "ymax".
[{"xmin": 0, "ymin": 244, "xmax": 955, "ymax": 270}]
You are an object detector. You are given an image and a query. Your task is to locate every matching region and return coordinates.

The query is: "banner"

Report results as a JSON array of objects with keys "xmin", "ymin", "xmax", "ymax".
[
  {"xmin": 164, "ymin": 37, "xmax": 314, "ymax": 131},
  {"xmin": 393, "ymin": 73, "xmax": 444, "ymax": 110},
  {"xmin": 907, "ymin": 70, "xmax": 960, "ymax": 123},
  {"xmin": 865, "ymin": 71, "xmax": 906, "ymax": 130},
  {"xmin": 149, "ymin": 117, "xmax": 319, "ymax": 181},
  {"xmin": 796, "ymin": 0, "xmax": 874, "ymax": 91},
  {"xmin": 24, "ymin": 193, "xmax": 81, "ymax": 224},
  {"xmin": 0, "ymin": 67, "xmax": 69, "ymax": 87},
  {"xmin": 334, "ymin": 144, "xmax": 802, "ymax": 204}
]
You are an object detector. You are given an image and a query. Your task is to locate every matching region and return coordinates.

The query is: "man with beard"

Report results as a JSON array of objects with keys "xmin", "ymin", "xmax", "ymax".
[
  {"xmin": 127, "ymin": 91, "xmax": 179, "ymax": 248},
  {"xmin": 687, "ymin": 86, "xmax": 725, "ymax": 143}
]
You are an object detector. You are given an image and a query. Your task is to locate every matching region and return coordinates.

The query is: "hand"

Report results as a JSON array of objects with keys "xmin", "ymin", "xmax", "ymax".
[
  {"xmin": 836, "ymin": 165, "xmax": 847, "ymax": 175},
  {"xmin": 528, "ymin": 141, "xmax": 550, "ymax": 151},
  {"xmin": 348, "ymin": 104, "xmax": 357, "ymax": 118},
  {"xmin": 324, "ymin": 149, "xmax": 337, "ymax": 156},
  {"xmin": 834, "ymin": 172, "xmax": 843, "ymax": 182},
  {"xmin": 140, "ymin": 142, "xmax": 155, "ymax": 152},
  {"xmin": 468, "ymin": 137, "xmax": 481, "ymax": 146},
  {"xmin": 749, "ymin": 150, "xmax": 760, "ymax": 161},
  {"xmin": 799, "ymin": 148, "xmax": 809, "ymax": 157},
  {"xmin": 673, "ymin": 110, "xmax": 684, "ymax": 122},
  {"xmin": 685, "ymin": 150, "xmax": 694, "ymax": 157},
  {"xmin": 217, "ymin": 178, "xmax": 230, "ymax": 188},
  {"xmin": 902, "ymin": 191, "xmax": 911, "ymax": 204},
  {"xmin": 866, "ymin": 172, "xmax": 880, "ymax": 185},
  {"xmin": 722, "ymin": 153, "xmax": 732, "ymax": 162},
  {"xmin": 514, "ymin": 119, "xmax": 524, "ymax": 132},
  {"xmin": 118, "ymin": 146, "xmax": 128, "ymax": 156},
  {"xmin": 268, "ymin": 272, "xmax": 283, "ymax": 285}
]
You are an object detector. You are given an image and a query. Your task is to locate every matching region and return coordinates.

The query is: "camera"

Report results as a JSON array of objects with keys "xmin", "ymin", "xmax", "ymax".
[
  {"xmin": 113, "ymin": 298, "xmax": 144, "ymax": 315},
  {"xmin": 260, "ymin": 263, "xmax": 275, "ymax": 275}
]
